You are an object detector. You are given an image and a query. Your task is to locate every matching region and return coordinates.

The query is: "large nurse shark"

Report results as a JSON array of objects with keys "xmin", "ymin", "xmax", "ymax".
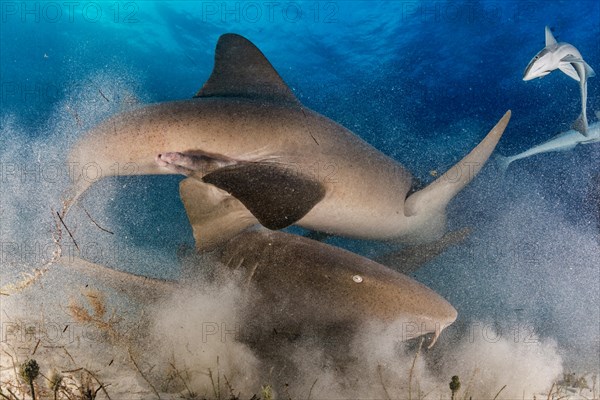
[
  {"xmin": 65, "ymin": 33, "xmax": 510, "ymax": 247},
  {"xmin": 61, "ymin": 177, "xmax": 458, "ymax": 349}
]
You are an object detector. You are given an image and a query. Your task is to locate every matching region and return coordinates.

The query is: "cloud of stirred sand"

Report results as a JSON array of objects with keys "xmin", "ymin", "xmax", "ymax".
[{"xmin": 0, "ymin": 264, "xmax": 566, "ymax": 398}]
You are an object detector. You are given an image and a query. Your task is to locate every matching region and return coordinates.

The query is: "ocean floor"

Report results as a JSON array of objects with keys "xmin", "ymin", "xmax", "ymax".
[{"xmin": 1, "ymin": 255, "xmax": 598, "ymax": 400}]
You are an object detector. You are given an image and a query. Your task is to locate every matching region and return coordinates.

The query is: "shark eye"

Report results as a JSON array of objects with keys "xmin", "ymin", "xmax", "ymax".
[{"xmin": 352, "ymin": 275, "xmax": 363, "ymax": 283}]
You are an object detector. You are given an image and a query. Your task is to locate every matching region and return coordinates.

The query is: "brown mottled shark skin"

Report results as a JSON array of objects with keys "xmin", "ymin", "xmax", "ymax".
[
  {"xmin": 62, "ymin": 218, "xmax": 457, "ymax": 349},
  {"xmin": 60, "ymin": 176, "xmax": 458, "ymax": 350},
  {"xmin": 180, "ymin": 177, "xmax": 457, "ymax": 348},
  {"xmin": 65, "ymin": 33, "xmax": 510, "ymax": 248},
  {"xmin": 214, "ymin": 229, "xmax": 457, "ymax": 348}
]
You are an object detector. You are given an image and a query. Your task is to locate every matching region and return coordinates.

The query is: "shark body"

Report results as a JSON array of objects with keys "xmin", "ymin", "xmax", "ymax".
[
  {"xmin": 523, "ymin": 26, "xmax": 595, "ymax": 135},
  {"xmin": 66, "ymin": 33, "xmax": 510, "ymax": 247},
  {"xmin": 498, "ymin": 117, "xmax": 600, "ymax": 172},
  {"xmin": 61, "ymin": 177, "xmax": 460, "ymax": 349},
  {"xmin": 215, "ymin": 229, "xmax": 457, "ymax": 348},
  {"xmin": 63, "ymin": 231, "xmax": 457, "ymax": 349}
]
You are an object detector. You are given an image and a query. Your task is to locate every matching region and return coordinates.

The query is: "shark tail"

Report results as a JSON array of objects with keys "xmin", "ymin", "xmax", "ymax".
[
  {"xmin": 495, "ymin": 154, "xmax": 515, "ymax": 174},
  {"xmin": 570, "ymin": 60, "xmax": 593, "ymax": 137},
  {"xmin": 573, "ymin": 112, "xmax": 589, "ymax": 136},
  {"xmin": 405, "ymin": 110, "xmax": 511, "ymax": 218}
]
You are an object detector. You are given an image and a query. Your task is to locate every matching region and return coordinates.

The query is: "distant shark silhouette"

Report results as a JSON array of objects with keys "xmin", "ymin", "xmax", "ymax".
[
  {"xmin": 65, "ymin": 33, "xmax": 510, "ymax": 247},
  {"xmin": 523, "ymin": 26, "xmax": 595, "ymax": 136},
  {"xmin": 497, "ymin": 112, "xmax": 600, "ymax": 172}
]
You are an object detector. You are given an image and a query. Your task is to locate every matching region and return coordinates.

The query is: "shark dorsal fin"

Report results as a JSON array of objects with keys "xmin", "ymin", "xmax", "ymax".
[
  {"xmin": 545, "ymin": 26, "xmax": 557, "ymax": 46},
  {"xmin": 195, "ymin": 33, "xmax": 300, "ymax": 105}
]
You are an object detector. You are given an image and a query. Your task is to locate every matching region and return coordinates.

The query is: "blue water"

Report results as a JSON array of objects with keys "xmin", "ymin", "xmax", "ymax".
[{"xmin": 1, "ymin": 0, "xmax": 599, "ymax": 378}]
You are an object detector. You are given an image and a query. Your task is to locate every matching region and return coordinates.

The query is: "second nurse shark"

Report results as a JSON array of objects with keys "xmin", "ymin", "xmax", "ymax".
[
  {"xmin": 65, "ymin": 33, "xmax": 510, "ymax": 247},
  {"xmin": 62, "ymin": 177, "xmax": 460, "ymax": 349}
]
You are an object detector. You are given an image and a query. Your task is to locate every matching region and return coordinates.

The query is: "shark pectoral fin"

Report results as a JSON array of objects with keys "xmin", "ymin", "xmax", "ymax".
[
  {"xmin": 179, "ymin": 178, "xmax": 257, "ymax": 251},
  {"xmin": 405, "ymin": 111, "xmax": 511, "ymax": 217},
  {"xmin": 545, "ymin": 26, "xmax": 557, "ymax": 46},
  {"xmin": 560, "ymin": 55, "xmax": 592, "ymax": 81},
  {"xmin": 194, "ymin": 33, "xmax": 300, "ymax": 106},
  {"xmin": 558, "ymin": 63, "xmax": 581, "ymax": 81},
  {"xmin": 585, "ymin": 61, "xmax": 596, "ymax": 78},
  {"xmin": 203, "ymin": 163, "xmax": 326, "ymax": 230},
  {"xmin": 376, "ymin": 227, "xmax": 471, "ymax": 274},
  {"xmin": 561, "ymin": 55, "xmax": 584, "ymax": 64}
]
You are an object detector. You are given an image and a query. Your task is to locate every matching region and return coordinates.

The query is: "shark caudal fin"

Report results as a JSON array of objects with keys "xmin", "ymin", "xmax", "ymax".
[
  {"xmin": 495, "ymin": 154, "xmax": 515, "ymax": 174},
  {"xmin": 573, "ymin": 112, "xmax": 590, "ymax": 136},
  {"xmin": 405, "ymin": 111, "xmax": 511, "ymax": 219}
]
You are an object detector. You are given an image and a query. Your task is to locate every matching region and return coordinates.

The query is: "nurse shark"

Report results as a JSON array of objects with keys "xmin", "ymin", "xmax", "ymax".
[
  {"xmin": 65, "ymin": 33, "xmax": 510, "ymax": 247},
  {"xmin": 62, "ymin": 178, "xmax": 459, "ymax": 349}
]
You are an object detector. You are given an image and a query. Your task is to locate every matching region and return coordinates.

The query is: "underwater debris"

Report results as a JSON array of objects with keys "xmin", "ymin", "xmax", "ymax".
[
  {"xmin": 47, "ymin": 370, "xmax": 64, "ymax": 400},
  {"xmin": 449, "ymin": 375, "xmax": 461, "ymax": 400},
  {"xmin": 20, "ymin": 359, "xmax": 40, "ymax": 400}
]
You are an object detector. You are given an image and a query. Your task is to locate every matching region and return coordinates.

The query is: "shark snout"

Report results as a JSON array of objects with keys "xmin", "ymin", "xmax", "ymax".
[
  {"xmin": 523, "ymin": 61, "xmax": 548, "ymax": 81},
  {"xmin": 523, "ymin": 48, "xmax": 553, "ymax": 81},
  {"xmin": 523, "ymin": 69, "xmax": 550, "ymax": 81}
]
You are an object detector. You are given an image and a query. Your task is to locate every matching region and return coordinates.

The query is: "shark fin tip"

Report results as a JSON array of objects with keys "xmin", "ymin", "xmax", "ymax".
[
  {"xmin": 545, "ymin": 26, "xmax": 558, "ymax": 46},
  {"xmin": 495, "ymin": 154, "xmax": 512, "ymax": 174},
  {"xmin": 572, "ymin": 114, "xmax": 589, "ymax": 137}
]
